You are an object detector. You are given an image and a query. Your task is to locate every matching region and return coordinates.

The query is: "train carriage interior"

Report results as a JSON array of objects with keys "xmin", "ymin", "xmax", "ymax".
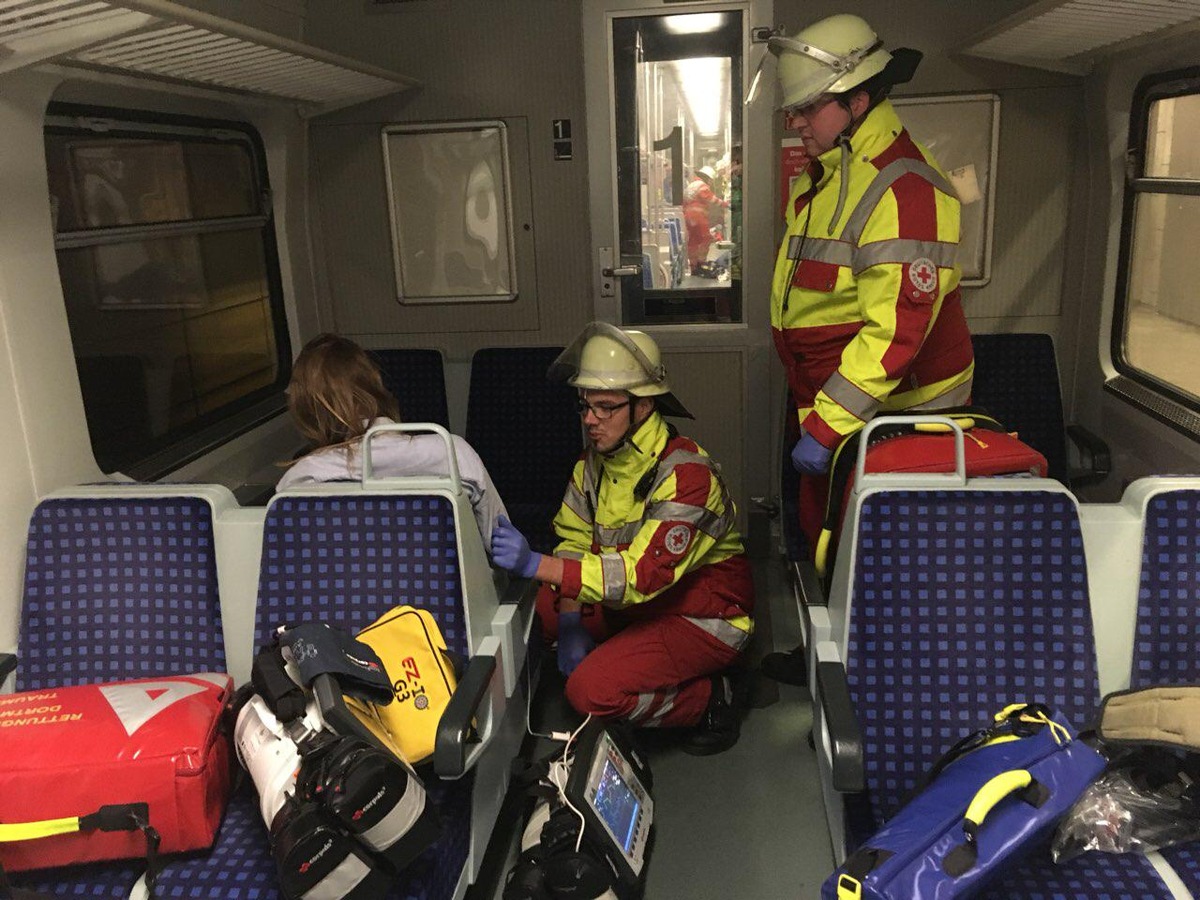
[{"xmin": 2, "ymin": 0, "xmax": 1200, "ymax": 897}]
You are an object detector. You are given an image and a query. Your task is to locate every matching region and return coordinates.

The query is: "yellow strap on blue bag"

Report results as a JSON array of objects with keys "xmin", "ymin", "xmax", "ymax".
[{"xmin": 836, "ymin": 874, "xmax": 863, "ymax": 900}]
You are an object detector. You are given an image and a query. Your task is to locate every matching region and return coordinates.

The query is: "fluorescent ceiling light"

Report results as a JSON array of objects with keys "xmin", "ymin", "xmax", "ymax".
[
  {"xmin": 672, "ymin": 57, "xmax": 728, "ymax": 136},
  {"xmin": 664, "ymin": 13, "xmax": 724, "ymax": 35}
]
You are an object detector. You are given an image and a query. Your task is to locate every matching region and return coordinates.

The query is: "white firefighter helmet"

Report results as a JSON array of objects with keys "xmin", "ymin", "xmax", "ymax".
[
  {"xmin": 548, "ymin": 322, "xmax": 693, "ymax": 418},
  {"xmin": 773, "ymin": 14, "xmax": 891, "ymax": 111}
]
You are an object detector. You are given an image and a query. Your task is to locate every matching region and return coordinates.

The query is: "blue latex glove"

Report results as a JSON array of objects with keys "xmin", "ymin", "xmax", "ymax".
[
  {"xmin": 792, "ymin": 432, "xmax": 833, "ymax": 475},
  {"xmin": 557, "ymin": 611, "xmax": 595, "ymax": 676},
  {"xmin": 490, "ymin": 515, "xmax": 542, "ymax": 578}
]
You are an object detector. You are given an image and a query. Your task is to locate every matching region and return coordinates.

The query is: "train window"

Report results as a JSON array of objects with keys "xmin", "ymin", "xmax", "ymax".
[
  {"xmin": 381, "ymin": 122, "xmax": 517, "ymax": 304},
  {"xmin": 44, "ymin": 105, "xmax": 289, "ymax": 476},
  {"xmin": 1112, "ymin": 70, "xmax": 1200, "ymax": 426}
]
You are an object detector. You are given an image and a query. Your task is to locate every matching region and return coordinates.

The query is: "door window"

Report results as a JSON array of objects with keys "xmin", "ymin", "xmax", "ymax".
[{"xmin": 612, "ymin": 11, "xmax": 743, "ymax": 324}]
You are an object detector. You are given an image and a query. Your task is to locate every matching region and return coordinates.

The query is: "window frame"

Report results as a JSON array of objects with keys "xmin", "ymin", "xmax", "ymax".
[
  {"xmin": 45, "ymin": 102, "xmax": 292, "ymax": 478},
  {"xmin": 1108, "ymin": 67, "xmax": 1200, "ymax": 440}
]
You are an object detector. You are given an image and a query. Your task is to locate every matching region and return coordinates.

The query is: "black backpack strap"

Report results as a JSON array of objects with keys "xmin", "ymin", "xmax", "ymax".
[{"xmin": 251, "ymin": 643, "xmax": 308, "ymax": 723}]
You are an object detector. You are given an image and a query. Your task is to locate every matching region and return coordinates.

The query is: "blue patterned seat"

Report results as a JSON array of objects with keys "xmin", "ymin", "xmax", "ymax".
[
  {"xmin": 370, "ymin": 348, "xmax": 450, "ymax": 430},
  {"xmin": 845, "ymin": 490, "xmax": 1100, "ymax": 829},
  {"xmin": 832, "ymin": 487, "xmax": 1174, "ymax": 897},
  {"xmin": 466, "ymin": 347, "xmax": 581, "ymax": 554},
  {"xmin": 1129, "ymin": 488, "xmax": 1200, "ymax": 896},
  {"xmin": 1131, "ymin": 489, "xmax": 1200, "ymax": 688},
  {"xmin": 11, "ymin": 493, "xmax": 226, "ymax": 897},
  {"xmin": 153, "ymin": 494, "xmax": 474, "ymax": 899}
]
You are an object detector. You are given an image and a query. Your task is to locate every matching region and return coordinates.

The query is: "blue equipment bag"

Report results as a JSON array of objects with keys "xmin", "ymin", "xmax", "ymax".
[{"xmin": 823, "ymin": 704, "xmax": 1106, "ymax": 900}]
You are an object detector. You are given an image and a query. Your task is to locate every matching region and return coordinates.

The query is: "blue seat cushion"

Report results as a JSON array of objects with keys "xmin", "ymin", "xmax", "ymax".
[
  {"xmin": 8, "ymin": 860, "xmax": 144, "ymax": 899},
  {"xmin": 257, "ymin": 495, "xmax": 468, "ymax": 659},
  {"xmin": 847, "ymin": 490, "xmax": 1099, "ymax": 828},
  {"xmin": 980, "ymin": 847, "xmax": 1172, "ymax": 899},
  {"xmin": 20, "ymin": 496, "xmax": 224, "ymax": 691},
  {"xmin": 1132, "ymin": 490, "xmax": 1200, "ymax": 686},
  {"xmin": 1161, "ymin": 843, "xmax": 1200, "ymax": 895}
]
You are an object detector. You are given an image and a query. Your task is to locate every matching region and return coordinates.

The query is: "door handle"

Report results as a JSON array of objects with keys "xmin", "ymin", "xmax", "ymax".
[{"xmin": 602, "ymin": 264, "xmax": 642, "ymax": 277}]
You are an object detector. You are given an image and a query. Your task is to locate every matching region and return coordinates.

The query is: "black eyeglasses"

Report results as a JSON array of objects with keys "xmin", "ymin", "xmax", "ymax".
[{"xmin": 576, "ymin": 398, "xmax": 631, "ymax": 420}]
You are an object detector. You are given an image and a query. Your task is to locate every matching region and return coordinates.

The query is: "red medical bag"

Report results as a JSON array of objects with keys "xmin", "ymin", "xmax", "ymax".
[
  {"xmin": 814, "ymin": 413, "xmax": 1049, "ymax": 577},
  {"xmin": 0, "ymin": 673, "xmax": 233, "ymax": 871}
]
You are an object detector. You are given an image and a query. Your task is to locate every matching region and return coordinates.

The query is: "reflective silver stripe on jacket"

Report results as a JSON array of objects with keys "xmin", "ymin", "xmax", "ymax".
[
  {"xmin": 644, "ymin": 500, "xmax": 733, "ymax": 541},
  {"xmin": 563, "ymin": 479, "xmax": 591, "ymax": 524},
  {"xmin": 790, "ymin": 236, "xmax": 854, "ymax": 268},
  {"xmin": 558, "ymin": 550, "xmax": 585, "ymax": 561},
  {"xmin": 600, "ymin": 552, "xmax": 626, "ymax": 604},
  {"xmin": 903, "ymin": 378, "xmax": 973, "ymax": 410},
  {"xmin": 821, "ymin": 370, "xmax": 880, "ymax": 422},
  {"xmin": 595, "ymin": 521, "xmax": 642, "ymax": 547},
  {"xmin": 852, "ymin": 237, "xmax": 958, "ymax": 274},
  {"xmin": 683, "ymin": 616, "xmax": 751, "ymax": 651},
  {"xmin": 840, "ymin": 157, "xmax": 956, "ymax": 248}
]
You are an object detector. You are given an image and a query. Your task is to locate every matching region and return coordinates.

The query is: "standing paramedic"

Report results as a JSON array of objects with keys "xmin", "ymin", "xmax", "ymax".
[
  {"xmin": 761, "ymin": 14, "xmax": 975, "ymax": 685},
  {"xmin": 490, "ymin": 323, "xmax": 754, "ymax": 756}
]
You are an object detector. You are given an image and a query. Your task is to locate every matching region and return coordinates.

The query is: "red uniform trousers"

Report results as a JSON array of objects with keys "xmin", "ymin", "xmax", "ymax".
[{"xmin": 536, "ymin": 562, "xmax": 752, "ymax": 729}]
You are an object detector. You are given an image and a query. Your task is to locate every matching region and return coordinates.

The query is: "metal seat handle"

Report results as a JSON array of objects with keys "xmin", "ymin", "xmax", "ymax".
[
  {"xmin": 361, "ymin": 423, "xmax": 462, "ymax": 495},
  {"xmin": 854, "ymin": 415, "xmax": 968, "ymax": 490}
]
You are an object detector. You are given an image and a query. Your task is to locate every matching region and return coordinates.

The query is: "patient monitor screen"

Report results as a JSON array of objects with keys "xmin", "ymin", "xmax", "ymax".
[{"xmin": 593, "ymin": 758, "xmax": 640, "ymax": 852}]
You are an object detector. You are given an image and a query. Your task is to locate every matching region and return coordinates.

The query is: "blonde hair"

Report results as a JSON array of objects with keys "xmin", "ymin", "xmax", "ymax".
[{"xmin": 286, "ymin": 334, "xmax": 400, "ymax": 453}]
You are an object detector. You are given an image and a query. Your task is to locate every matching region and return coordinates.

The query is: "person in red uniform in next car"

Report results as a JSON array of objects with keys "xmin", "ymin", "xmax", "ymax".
[
  {"xmin": 490, "ymin": 323, "xmax": 754, "ymax": 755},
  {"xmin": 683, "ymin": 165, "xmax": 729, "ymax": 276}
]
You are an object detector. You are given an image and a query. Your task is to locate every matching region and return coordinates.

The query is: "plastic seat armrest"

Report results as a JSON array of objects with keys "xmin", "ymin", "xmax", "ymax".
[
  {"xmin": 500, "ymin": 574, "xmax": 537, "ymax": 607},
  {"xmin": 795, "ymin": 559, "xmax": 826, "ymax": 609},
  {"xmin": 817, "ymin": 658, "xmax": 865, "ymax": 793},
  {"xmin": 1067, "ymin": 423, "xmax": 1111, "ymax": 488},
  {"xmin": 434, "ymin": 652, "xmax": 497, "ymax": 778}
]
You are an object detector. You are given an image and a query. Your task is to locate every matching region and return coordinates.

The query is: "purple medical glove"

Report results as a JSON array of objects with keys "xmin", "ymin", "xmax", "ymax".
[
  {"xmin": 792, "ymin": 432, "xmax": 833, "ymax": 475},
  {"xmin": 491, "ymin": 515, "xmax": 542, "ymax": 579},
  {"xmin": 557, "ymin": 611, "xmax": 594, "ymax": 676}
]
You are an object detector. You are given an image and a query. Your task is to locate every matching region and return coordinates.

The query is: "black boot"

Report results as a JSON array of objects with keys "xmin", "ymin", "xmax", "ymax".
[
  {"xmin": 682, "ymin": 674, "xmax": 741, "ymax": 756},
  {"xmin": 759, "ymin": 644, "xmax": 808, "ymax": 686}
]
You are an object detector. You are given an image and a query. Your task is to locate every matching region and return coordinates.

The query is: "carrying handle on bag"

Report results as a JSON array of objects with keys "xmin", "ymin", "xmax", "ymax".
[
  {"xmin": 855, "ymin": 415, "xmax": 967, "ymax": 489},
  {"xmin": 361, "ymin": 422, "xmax": 462, "ymax": 495},
  {"xmin": 943, "ymin": 769, "xmax": 1049, "ymax": 876}
]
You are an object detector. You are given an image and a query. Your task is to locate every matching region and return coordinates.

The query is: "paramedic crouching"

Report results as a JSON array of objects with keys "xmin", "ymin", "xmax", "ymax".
[{"xmin": 490, "ymin": 323, "xmax": 754, "ymax": 755}]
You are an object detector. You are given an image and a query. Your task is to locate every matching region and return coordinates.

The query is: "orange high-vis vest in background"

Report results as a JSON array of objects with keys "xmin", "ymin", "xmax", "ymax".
[{"xmin": 770, "ymin": 100, "xmax": 974, "ymax": 449}]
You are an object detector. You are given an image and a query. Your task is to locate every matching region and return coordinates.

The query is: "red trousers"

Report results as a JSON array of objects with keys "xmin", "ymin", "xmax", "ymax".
[{"xmin": 536, "ymin": 584, "xmax": 747, "ymax": 729}]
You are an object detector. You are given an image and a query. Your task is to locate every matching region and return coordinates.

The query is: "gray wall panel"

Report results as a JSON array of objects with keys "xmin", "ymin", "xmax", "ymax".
[
  {"xmin": 312, "ymin": 118, "xmax": 541, "ymax": 335},
  {"xmin": 304, "ymin": 0, "xmax": 592, "ymax": 360},
  {"xmin": 966, "ymin": 86, "xmax": 1078, "ymax": 322}
]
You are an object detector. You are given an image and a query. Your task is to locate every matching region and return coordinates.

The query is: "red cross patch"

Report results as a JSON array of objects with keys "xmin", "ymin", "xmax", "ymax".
[
  {"xmin": 908, "ymin": 257, "xmax": 938, "ymax": 294},
  {"xmin": 663, "ymin": 524, "xmax": 693, "ymax": 556}
]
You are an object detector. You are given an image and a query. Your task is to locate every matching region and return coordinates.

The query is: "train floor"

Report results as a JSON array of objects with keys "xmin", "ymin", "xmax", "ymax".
[{"xmin": 473, "ymin": 546, "xmax": 835, "ymax": 899}]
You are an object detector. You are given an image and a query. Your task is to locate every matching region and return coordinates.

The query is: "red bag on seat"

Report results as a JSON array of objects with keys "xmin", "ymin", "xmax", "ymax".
[
  {"xmin": 0, "ymin": 673, "xmax": 232, "ymax": 871},
  {"xmin": 816, "ymin": 413, "xmax": 1049, "ymax": 577}
]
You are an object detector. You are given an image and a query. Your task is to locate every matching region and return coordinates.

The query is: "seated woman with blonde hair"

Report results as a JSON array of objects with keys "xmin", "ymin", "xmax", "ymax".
[{"xmin": 278, "ymin": 333, "xmax": 507, "ymax": 547}]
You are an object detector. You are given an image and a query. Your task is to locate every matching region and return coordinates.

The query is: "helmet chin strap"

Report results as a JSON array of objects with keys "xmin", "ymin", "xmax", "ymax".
[
  {"xmin": 604, "ymin": 395, "xmax": 651, "ymax": 457},
  {"xmin": 826, "ymin": 95, "xmax": 869, "ymax": 235}
]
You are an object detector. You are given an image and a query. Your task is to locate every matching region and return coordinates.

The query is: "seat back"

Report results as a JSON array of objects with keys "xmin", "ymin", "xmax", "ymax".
[
  {"xmin": 1131, "ymin": 487, "xmax": 1200, "ymax": 687},
  {"xmin": 256, "ymin": 493, "xmax": 468, "ymax": 658},
  {"xmin": 845, "ymin": 487, "xmax": 1098, "ymax": 830},
  {"xmin": 466, "ymin": 347, "xmax": 581, "ymax": 553},
  {"xmin": 970, "ymin": 333, "xmax": 1069, "ymax": 483},
  {"xmin": 370, "ymin": 347, "xmax": 450, "ymax": 430},
  {"xmin": 19, "ymin": 489, "xmax": 228, "ymax": 691}
]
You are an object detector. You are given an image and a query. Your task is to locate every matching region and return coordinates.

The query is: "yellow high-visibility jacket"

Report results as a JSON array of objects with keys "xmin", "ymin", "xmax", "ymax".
[
  {"xmin": 551, "ymin": 413, "xmax": 752, "ymax": 634},
  {"xmin": 769, "ymin": 100, "xmax": 974, "ymax": 448}
]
